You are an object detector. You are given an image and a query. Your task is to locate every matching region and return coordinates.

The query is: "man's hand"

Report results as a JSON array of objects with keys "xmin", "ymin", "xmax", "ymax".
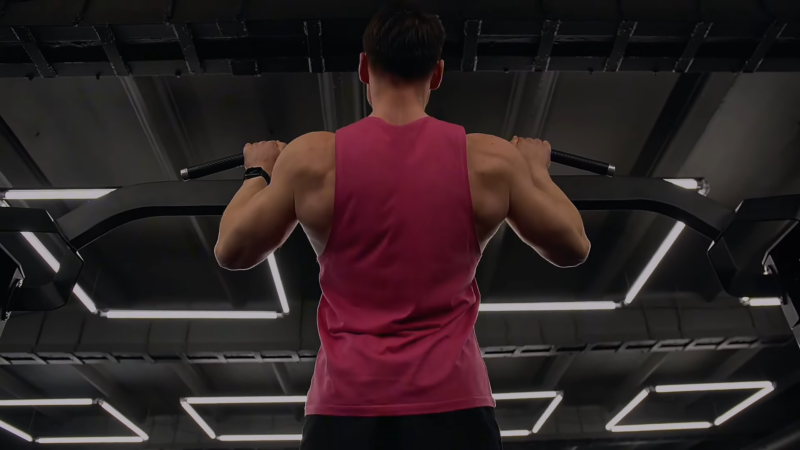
[
  {"xmin": 244, "ymin": 140, "xmax": 287, "ymax": 175},
  {"xmin": 511, "ymin": 136, "xmax": 551, "ymax": 172}
]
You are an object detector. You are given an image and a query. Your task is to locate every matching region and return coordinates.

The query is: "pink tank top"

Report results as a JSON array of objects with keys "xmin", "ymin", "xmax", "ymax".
[{"xmin": 306, "ymin": 116, "xmax": 494, "ymax": 416}]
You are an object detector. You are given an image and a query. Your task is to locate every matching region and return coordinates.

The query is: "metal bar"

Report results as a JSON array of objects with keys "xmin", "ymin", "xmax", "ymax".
[
  {"xmin": 675, "ymin": 22, "xmax": 713, "ymax": 73},
  {"xmin": 10, "ymin": 26, "xmax": 56, "ymax": 78},
  {"xmin": 72, "ymin": 0, "xmax": 91, "ymax": 26},
  {"xmin": 742, "ymin": 21, "xmax": 787, "ymax": 73},
  {"xmin": 93, "ymin": 25, "xmax": 130, "ymax": 77},
  {"xmin": 272, "ymin": 363, "xmax": 293, "ymax": 394},
  {"xmin": 217, "ymin": 0, "xmax": 248, "ymax": 37},
  {"xmin": 533, "ymin": 20, "xmax": 559, "ymax": 72},
  {"xmin": 304, "ymin": 20, "xmax": 324, "ymax": 73},
  {"xmin": 604, "ymin": 21, "xmax": 637, "ymax": 72},
  {"xmin": 55, "ymin": 177, "xmax": 734, "ymax": 251},
  {"xmin": 173, "ymin": 23, "xmax": 204, "ymax": 75},
  {"xmin": 318, "ymin": 73, "xmax": 337, "ymax": 132},
  {"xmin": 461, "ymin": 20, "xmax": 481, "ymax": 72}
]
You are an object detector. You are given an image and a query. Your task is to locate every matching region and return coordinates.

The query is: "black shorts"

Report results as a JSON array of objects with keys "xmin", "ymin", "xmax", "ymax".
[{"xmin": 300, "ymin": 407, "xmax": 503, "ymax": 450}]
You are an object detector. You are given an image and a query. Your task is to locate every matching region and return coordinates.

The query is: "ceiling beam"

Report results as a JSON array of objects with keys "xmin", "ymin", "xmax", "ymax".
[
  {"xmin": 170, "ymin": 363, "xmax": 213, "ymax": 396},
  {"xmin": 0, "ymin": 297, "xmax": 789, "ymax": 359},
  {"xmin": 477, "ymin": 71, "xmax": 558, "ymax": 296},
  {"xmin": 272, "ymin": 362, "xmax": 294, "ymax": 395},
  {"xmin": 119, "ymin": 77, "xmax": 240, "ymax": 306},
  {"xmin": 580, "ymin": 73, "xmax": 730, "ymax": 297},
  {"xmin": 0, "ymin": 367, "xmax": 67, "ymax": 421},
  {"xmin": 317, "ymin": 72, "xmax": 338, "ymax": 132}
]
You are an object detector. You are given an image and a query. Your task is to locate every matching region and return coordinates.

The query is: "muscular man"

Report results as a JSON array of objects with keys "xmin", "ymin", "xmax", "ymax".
[{"xmin": 215, "ymin": 3, "xmax": 590, "ymax": 449}]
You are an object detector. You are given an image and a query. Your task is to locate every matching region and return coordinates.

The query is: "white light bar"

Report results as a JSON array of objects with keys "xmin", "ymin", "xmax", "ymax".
[
  {"xmin": 72, "ymin": 284, "xmax": 98, "ymax": 314},
  {"xmin": 2, "ymin": 189, "xmax": 115, "ymax": 200},
  {"xmin": 180, "ymin": 402, "xmax": 216, "ymax": 439},
  {"xmin": 101, "ymin": 310, "xmax": 280, "ymax": 320},
  {"xmin": 218, "ymin": 434, "xmax": 303, "ymax": 442},
  {"xmin": 0, "ymin": 418, "xmax": 33, "ymax": 442},
  {"xmin": 611, "ymin": 422, "xmax": 712, "ymax": 433},
  {"xmin": 664, "ymin": 179, "xmax": 701, "ymax": 190},
  {"xmin": 36, "ymin": 436, "xmax": 144, "ymax": 444},
  {"xmin": 623, "ymin": 221, "xmax": 686, "ymax": 305},
  {"xmin": 184, "ymin": 395, "xmax": 307, "ymax": 405},
  {"xmin": 99, "ymin": 401, "xmax": 149, "ymax": 440},
  {"xmin": 714, "ymin": 385, "xmax": 775, "ymax": 426},
  {"xmin": 480, "ymin": 301, "xmax": 618, "ymax": 312},
  {"xmin": 500, "ymin": 430, "xmax": 531, "ymax": 437},
  {"xmin": 741, "ymin": 297, "xmax": 782, "ymax": 307},
  {"xmin": 654, "ymin": 381, "xmax": 774, "ymax": 393},
  {"xmin": 493, "ymin": 391, "xmax": 558, "ymax": 400},
  {"xmin": 267, "ymin": 253, "xmax": 290, "ymax": 314},
  {"xmin": 532, "ymin": 394, "xmax": 563, "ymax": 433},
  {"xmin": 605, "ymin": 389, "xmax": 649, "ymax": 430},
  {"xmin": 0, "ymin": 399, "xmax": 93, "ymax": 407}
]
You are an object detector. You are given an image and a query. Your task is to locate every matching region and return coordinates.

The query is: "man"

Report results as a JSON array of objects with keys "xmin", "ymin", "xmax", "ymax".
[{"xmin": 215, "ymin": 3, "xmax": 590, "ymax": 449}]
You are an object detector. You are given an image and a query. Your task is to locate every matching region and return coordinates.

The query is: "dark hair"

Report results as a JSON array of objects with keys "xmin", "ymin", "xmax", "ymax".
[{"xmin": 362, "ymin": 2, "xmax": 446, "ymax": 81}]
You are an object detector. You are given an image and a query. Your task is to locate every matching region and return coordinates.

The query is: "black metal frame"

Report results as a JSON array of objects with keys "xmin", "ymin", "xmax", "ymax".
[
  {"xmin": 1, "ymin": 176, "xmax": 799, "ymax": 346},
  {"xmin": 1, "ymin": 0, "xmax": 799, "ymax": 77}
]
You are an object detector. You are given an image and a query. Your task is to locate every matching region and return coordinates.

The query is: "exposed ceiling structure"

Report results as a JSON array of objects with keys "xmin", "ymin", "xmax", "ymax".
[{"xmin": 1, "ymin": 1, "xmax": 800, "ymax": 450}]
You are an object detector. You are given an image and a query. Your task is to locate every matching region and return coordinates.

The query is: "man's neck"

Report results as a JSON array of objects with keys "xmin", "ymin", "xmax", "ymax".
[{"xmin": 368, "ymin": 83, "xmax": 429, "ymax": 126}]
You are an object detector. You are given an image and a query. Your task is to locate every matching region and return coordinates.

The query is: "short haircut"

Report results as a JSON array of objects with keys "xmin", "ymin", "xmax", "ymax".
[{"xmin": 362, "ymin": 1, "xmax": 446, "ymax": 81}]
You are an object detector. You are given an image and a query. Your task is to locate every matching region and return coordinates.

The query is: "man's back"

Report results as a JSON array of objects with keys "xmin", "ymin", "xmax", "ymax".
[{"xmin": 303, "ymin": 116, "xmax": 494, "ymax": 415}]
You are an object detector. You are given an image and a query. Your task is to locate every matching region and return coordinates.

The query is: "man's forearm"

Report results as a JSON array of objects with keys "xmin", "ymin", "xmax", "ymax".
[
  {"xmin": 529, "ymin": 166, "xmax": 587, "ymax": 237},
  {"xmin": 218, "ymin": 178, "xmax": 267, "ymax": 240}
]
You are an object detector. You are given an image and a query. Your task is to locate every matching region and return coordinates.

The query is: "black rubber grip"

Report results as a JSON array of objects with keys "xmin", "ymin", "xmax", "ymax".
[
  {"xmin": 180, "ymin": 149, "xmax": 615, "ymax": 180},
  {"xmin": 551, "ymin": 150, "xmax": 615, "ymax": 176},
  {"xmin": 181, "ymin": 154, "xmax": 245, "ymax": 180}
]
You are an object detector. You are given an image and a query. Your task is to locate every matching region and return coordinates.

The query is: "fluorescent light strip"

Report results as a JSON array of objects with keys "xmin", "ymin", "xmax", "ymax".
[
  {"xmin": 185, "ymin": 395, "xmax": 307, "ymax": 405},
  {"xmin": 480, "ymin": 301, "xmax": 618, "ymax": 312},
  {"xmin": 218, "ymin": 434, "xmax": 303, "ymax": 442},
  {"xmin": 493, "ymin": 391, "xmax": 558, "ymax": 400},
  {"xmin": 741, "ymin": 297, "xmax": 782, "ymax": 307},
  {"xmin": 0, "ymin": 418, "xmax": 33, "ymax": 442},
  {"xmin": 532, "ymin": 394, "xmax": 563, "ymax": 433},
  {"xmin": 654, "ymin": 381, "xmax": 774, "ymax": 393},
  {"xmin": 267, "ymin": 253, "xmax": 289, "ymax": 314},
  {"xmin": 611, "ymin": 422, "xmax": 712, "ymax": 432},
  {"xmin": 102, "ymin": 310, "xmax": 279, "ymax": 319},
  {"xmin": 0, "ymin": 398, "xmax": 93, "ymax": 407},
  {"xmin": 180, "ymin": 402, "xmax": 216, "ymax": 439},
  {"xmin": 664, "ymin": 179, "xmax": 700, "ymax": 190},
  {"xmin": 99, "ymin": 401, "xmax": 149, "ymax": 440},
  {"xmin": 37, "ymin": 436, "xmax": 144, "ymax": 444},
  {"xmin": 500, "ymin": 430, "xmax": 531, "ymax": 437},
  {"xmin": 2, "ymin": 189, "xmax": 116, "ymax": 200},
  {"xmin": 623, "ymin": 222, "xmax": 686, "ymax": 305},
  {"xmin": 605, "ymin": 389, "xmax": 649, "ymax": 430},
  {"xmin": 714, "ymin": 386, "xmax": 775, "ymax": 426}
]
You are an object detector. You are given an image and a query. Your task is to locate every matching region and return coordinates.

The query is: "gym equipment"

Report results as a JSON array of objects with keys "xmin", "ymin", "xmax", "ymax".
[
  {"xmin": 1, "ymin": 176, "xmax": 798, "ymax": 346},
  {"xmin": 179, "ymin": 148, "xmax": 617, "ymax": 181}
]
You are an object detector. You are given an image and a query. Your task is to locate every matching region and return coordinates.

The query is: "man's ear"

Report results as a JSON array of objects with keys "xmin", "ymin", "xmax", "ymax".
[
  {"xmin": 358, "ymin": 53, "xmax": 370, "ymax": 84},
  {"xmin": 429, "ymin": 60, "xmax": 444, "ymax": 90}
]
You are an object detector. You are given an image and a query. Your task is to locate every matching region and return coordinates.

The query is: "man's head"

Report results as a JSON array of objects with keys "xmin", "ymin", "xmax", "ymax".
[{"xmin": 360, "ymin": 2, "xmax": 446, "ymax": 93}]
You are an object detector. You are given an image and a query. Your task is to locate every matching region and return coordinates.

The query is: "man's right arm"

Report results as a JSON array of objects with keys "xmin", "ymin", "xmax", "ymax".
[{"xmin": 501, "ymin": 137, "xmax": 590, "ymax": 267}]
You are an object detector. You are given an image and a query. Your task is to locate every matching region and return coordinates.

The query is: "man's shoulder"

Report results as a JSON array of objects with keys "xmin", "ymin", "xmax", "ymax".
[
  {"xmin": 280, "ymin": 132, "xmax": 335, "ymax": 180},
  {"xmin": 466, "ymin": 133, "xmax": 519, "ymax": 170}
]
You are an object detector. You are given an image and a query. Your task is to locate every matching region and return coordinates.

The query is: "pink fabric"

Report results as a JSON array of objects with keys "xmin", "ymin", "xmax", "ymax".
[{"xmin": 306, "ymin": 116, "xmax": 494, "ymax": 416}]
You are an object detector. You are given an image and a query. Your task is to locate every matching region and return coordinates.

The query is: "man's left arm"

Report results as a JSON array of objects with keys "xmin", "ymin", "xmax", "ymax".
[{"xmin": 215, "ymin": 140, "xmax": 298, "ymax": 270}]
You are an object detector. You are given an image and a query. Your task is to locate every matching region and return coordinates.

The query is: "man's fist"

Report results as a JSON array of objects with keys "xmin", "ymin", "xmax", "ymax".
[
  {"xmin": 511, "ymin": 136, "xmax": 551, "ymax": 171},
  {"xmin": 244, "ymin": 140, "xmax": 286, "ymax": 175}
]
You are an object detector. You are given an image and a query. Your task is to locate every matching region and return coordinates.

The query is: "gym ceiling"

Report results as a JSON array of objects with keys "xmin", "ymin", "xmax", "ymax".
[{"xmin": 0, "ymin": 1, "xmax": 800, "ymax": 449}]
